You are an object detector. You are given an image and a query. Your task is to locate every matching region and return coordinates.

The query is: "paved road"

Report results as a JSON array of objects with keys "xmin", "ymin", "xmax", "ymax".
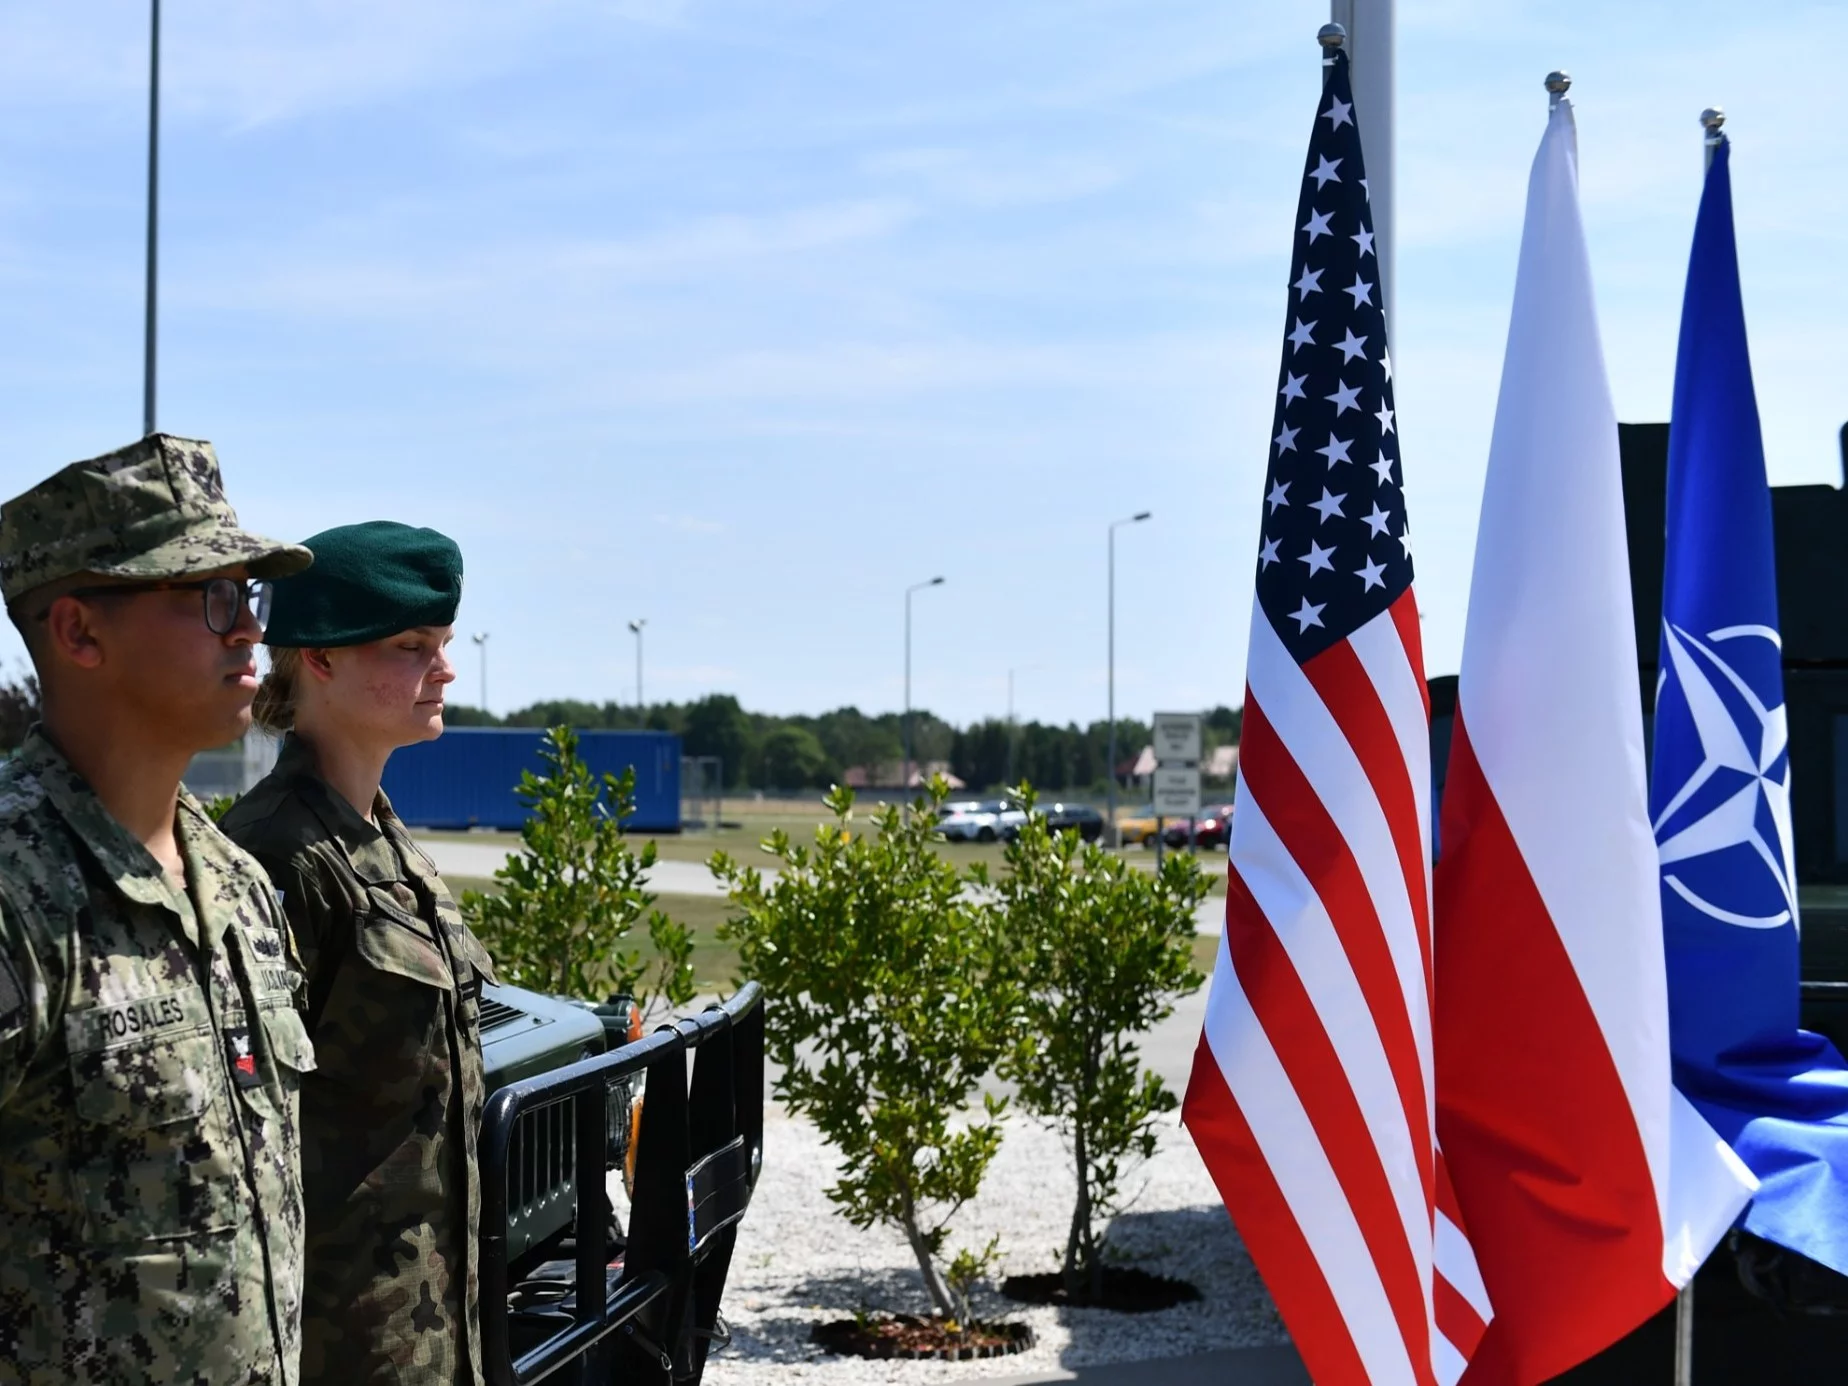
[
  {"xmin": 418, "ymin": 840, "xmax": 1227, "ymax": 932},
  {"xmin": 419, "ymin": 838, "xmax": 736, "ymax": 897}
]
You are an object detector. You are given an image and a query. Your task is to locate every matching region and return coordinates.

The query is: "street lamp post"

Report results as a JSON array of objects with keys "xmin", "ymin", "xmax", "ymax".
[
  {"xmin": 1007, "ymin": 667, "xmax": 1016, "ymax": 787},
  {"xmin": 904, "ymin": 577, "xmax": 945, "ymax": 792},
  {"xmin": 143, "ymin": 0, "xmax": 160, "ymax": 437},
  {"xmin": 471, "ymin": 632, "xmax": 490, "ymax": 714},
  {"xmin": 628, "ymin": 619, "xmax": 646, "ymax": 714},
  {"xmin": 1107, "ymin": 512, "xmax": 1151, "ymax": 843},
  {"xmin": 1005, "ymin": 664, "xmax": 1041, "ymax": 788}
]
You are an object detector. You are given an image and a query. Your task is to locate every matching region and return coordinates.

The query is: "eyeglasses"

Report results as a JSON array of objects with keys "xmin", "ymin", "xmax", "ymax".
[{"xmin": 46, "ymin": 577, "xmax": 275, "ymax": 636}]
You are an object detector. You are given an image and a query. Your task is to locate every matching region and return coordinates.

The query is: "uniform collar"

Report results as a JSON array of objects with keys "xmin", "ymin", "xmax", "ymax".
[
  {"xmin": 19, "ymin": 726, "xmax": 243, "ymax": 945},
  {"xmin": 272, "ymin": 731, "xmax": 412, "ymax": 886}
]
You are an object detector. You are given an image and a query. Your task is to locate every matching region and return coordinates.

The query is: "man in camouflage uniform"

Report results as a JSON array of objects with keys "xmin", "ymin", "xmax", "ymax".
[{"xmin": 0, "ymin": 435, "xmax": 316, "ymax": 1385}]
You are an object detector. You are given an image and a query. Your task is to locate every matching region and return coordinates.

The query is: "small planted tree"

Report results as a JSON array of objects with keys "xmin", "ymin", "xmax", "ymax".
[
  {"xmin": 713, "ymin": 780, "xmax": 1014, "ymax": 1321},
  {"xmin": 462, "ymin": 725, "xmax": 694, "ymax": 1016},
  {"xmin": 981, "ymin": 786, "xmax": 1210, "ymax": 1301}
]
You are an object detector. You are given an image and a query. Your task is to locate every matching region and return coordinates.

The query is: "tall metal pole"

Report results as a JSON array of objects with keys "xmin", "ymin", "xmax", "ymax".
[
  {"xmin": 905, "ymin": 592, "xmax": 911, "ymax": 788},
  {"xmin": 1330, "ymin": 0, "xmax": 1394, "ymax": 341},
  {"xmin": 142, "ymin": 0, "xmax": 161, "ymax": 437},
  {"xmin": 628, "ymin": 618, "xmax": 647, "ymax": 712},
  {"xmin": 1673, "ymin": 106, "xmax": 1727, "ymax": 1386},
  {"xmin": 1106, "ymin": 512, "xmax": 1151, "ymax": 842},
  {"xmin": 903, "ymin": 577, "xmax": 944, "ymax": 793},
  {"xmin": 472, "ymin": 632, "xmax": 490, "ymax": 714},
  {"xmin": 1006, "ymin": 667, "xmax": 1016, "ymax": 787}
]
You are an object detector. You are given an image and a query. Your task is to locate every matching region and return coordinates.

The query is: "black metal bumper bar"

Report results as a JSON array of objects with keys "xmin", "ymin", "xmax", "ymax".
[{"xmin": 480, "ymin": 982, "xmax": 765, "ymax": 1386}]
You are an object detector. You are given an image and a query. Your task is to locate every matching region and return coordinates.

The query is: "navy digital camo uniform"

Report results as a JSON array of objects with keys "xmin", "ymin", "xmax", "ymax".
[
  {"xmin": 0, "ymin": 734, "xmax": 315, "ymax": 1385},
  {"xmin": 0, "ymin": 433, "xmax": 316, "ymax": 1385},
  {"xmin": 222, "ymin": 734, "xmax": 498, "ymax": 1386}
]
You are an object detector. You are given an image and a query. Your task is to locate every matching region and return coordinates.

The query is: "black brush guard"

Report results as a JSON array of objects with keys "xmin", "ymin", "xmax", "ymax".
[{"xmin": 480, "ymin": 983, "xmax": 765, "ymax": 1386}]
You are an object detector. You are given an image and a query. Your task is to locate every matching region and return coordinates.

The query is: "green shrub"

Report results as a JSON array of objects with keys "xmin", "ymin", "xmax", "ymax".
[
  {"xmin": 713, "ymin": 780, "xmax": 1015, "ymax": 1320},
  {"xmin": 462, "ymin": 725, "xmax": 694, "ymax": 1016},
  {"xmin": 981, "ymin": 785, "xmax": 1209, "ymax": 1300}
]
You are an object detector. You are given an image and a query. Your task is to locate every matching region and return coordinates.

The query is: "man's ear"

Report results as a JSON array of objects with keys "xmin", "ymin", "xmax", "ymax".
[{"xmin": 41, "ymin": 596, "xmax": 106, "ymax": 671}]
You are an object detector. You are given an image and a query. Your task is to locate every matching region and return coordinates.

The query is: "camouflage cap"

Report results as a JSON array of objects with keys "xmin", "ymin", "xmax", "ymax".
[{"xmin": 0, "ymin": 434, "xmax": 312, "ymax": 606}]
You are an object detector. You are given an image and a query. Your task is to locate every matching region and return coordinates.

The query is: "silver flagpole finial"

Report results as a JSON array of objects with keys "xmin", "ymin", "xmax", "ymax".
[
  {"xmin": 1318, "ymin": 22, "xmax": 1346, "ymax": 56},
  {"xmin": 1701, "ymin": 106, "xmax": 1726, "ymax": 169},
  {"xmin": 1545, "ymin": 70, "xmax": 1571, "ymax": 111}
]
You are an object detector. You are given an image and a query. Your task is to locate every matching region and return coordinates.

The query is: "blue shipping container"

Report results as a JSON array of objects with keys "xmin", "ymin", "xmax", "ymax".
[{"xmin": 381, "ymin": 728, "xmax": 682, "ymax": 832}]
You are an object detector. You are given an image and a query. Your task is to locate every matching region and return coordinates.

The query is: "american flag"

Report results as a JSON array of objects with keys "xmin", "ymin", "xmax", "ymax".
[{"xmin": 1183, "ymin": 48, "xmax": 1490, "ymax": 1386}]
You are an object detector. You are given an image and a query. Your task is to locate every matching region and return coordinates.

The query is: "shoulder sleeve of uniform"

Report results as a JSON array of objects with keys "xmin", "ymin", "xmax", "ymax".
[{"xmin": 0, "ymin": 886, "xmax": 48, "ymax": 1111}]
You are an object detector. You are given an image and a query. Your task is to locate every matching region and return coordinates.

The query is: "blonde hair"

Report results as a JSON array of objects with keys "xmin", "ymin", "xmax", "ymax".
[{"xmin": 252, "ymin": 647, "xmax": 304, "ymax": 735}]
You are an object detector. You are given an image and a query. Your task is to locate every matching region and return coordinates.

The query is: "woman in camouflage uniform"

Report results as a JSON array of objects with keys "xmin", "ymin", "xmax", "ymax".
[{"xmin": 221, "ymin": 522, "xmax": 497, "ymax": 1386}]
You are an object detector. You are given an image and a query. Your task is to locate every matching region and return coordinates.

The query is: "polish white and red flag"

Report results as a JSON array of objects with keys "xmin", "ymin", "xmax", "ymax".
[
  {"xmin": 1182, "ymin": 46, "xmax": 1491, "ymax": 1386},
  {"xmin": 1432, "ymin": 95, "xmax": 1755, "ymax": 1384}
]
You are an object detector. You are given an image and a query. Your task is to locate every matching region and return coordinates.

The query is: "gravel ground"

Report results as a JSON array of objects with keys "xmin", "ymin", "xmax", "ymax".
[{"xmin": 701, "ymin": 1106, "xmax": 1287, "ymax": 1385}]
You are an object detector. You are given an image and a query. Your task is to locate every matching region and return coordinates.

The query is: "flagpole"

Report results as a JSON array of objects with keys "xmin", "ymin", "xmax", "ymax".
[
  {"xmin": 1329, "ymin": 0, "xmax": 1393, "ymax": 342},
  {"xmin": 1668, "ymin": 105, "xmax": 1728, "ymax": 1386},
  {"xmin": 1657, "ymin": 94, "xmax": 1717, "ymax": 1386},
  {"xmin": 143, "ymin": 0, "xmax": 160, "ymax": 438}
]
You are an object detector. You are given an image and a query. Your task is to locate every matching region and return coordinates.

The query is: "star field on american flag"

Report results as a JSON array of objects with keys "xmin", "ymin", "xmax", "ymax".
[{"xmin": 1256, "ymin": 50, "xmax": 1409, "ymax": 663}]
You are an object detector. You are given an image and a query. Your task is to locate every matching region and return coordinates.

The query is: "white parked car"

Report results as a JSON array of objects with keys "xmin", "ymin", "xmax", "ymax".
[{"xmin": 936, "ymin": 799, "xmax": 1015, "ymax": 843}]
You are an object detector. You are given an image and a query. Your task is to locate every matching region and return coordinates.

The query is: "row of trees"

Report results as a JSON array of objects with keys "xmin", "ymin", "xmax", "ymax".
[{"xmin": 448, "ymin": 692, "xmax": 1243, "ymax": 795}]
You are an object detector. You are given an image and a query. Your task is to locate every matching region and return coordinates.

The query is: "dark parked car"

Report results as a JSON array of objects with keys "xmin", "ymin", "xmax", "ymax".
[
  {"xmin": 999, "ymin": 802, "xmax": 1105, "ymax": 843},
  {"xmin": 1162, "ymin": 802, "xmax": 1237, "ymax": 850}
]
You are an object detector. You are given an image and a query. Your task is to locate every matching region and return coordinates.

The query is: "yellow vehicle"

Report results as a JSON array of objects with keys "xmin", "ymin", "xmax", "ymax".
[{"xmin": 1116, "ymin": 805, "xmax": 1160, "ymax": 847}]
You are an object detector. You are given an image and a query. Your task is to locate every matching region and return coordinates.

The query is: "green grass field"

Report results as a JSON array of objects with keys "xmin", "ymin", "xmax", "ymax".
[
  {"xmin": 449, "ymin": 875, "xmax": 1221, "ymax": 995},
  {"xmin": 448, "ymin": 877, "xmax": 747, "ymax": 993},
  {"xmin": 423, "ymin": 804, "xmax": 1227, "ymax": 893}
]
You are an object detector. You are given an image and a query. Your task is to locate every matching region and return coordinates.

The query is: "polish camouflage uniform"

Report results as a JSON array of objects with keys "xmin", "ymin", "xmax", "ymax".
[
  {"xmin": 0, "ymin": 434, "xmax": 316, "ymax": 1385},
  {"xmin": 222, "ymin": 734, "xmax": 498, "ymax": 1386}
]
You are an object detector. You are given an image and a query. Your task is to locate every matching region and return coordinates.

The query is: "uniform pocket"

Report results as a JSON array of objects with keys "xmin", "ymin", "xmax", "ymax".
[
  {"xmin": 64, "ymin": 994, "xmax": 240, "ymax": 1243},
  {"xmin": 354, "ymin": 887, "xmax": 455, "ymax": 991},
  {"xmin": 260, "ymin": 1002, "xmax": 318, "ymax": 1077},
  {"xmin": 235, "ymin": 999, "xmax": 318, "ymax": 1127}
]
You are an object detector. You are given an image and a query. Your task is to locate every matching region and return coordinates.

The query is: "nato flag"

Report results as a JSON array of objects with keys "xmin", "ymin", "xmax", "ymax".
[{"xmin": 1653, "ymin": 135, "xmax": 1848, "ymax": 1277}]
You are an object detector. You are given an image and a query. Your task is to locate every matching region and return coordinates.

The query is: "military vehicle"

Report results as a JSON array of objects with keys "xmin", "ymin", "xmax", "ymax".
[{"xmin": 476, "ymin": 980, "xmax": 763, "ymax": 1386}]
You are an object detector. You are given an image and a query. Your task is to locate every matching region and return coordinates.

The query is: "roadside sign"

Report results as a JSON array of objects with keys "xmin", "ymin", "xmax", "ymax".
[
  {"xmin": 1152, "ymin": 712, "xmax": 1202, "ymax": 765},
  {"xmin": 1152, "ymin": 765, "xmax": 1201, "ymax": 818}
]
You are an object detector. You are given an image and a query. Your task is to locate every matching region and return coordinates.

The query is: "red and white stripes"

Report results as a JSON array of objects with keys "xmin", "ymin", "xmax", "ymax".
[{"xmin": 1186, "ymin": 589, "xmax": 1475, "ymax": 1386}]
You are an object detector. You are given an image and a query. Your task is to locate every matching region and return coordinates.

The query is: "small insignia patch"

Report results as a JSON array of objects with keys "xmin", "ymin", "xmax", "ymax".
[{"xmin": 225, "ymin": 1025, "xmax": 261, "ymax": 1088}]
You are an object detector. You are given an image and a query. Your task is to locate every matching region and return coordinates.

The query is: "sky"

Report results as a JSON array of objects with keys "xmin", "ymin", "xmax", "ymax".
[{"xmin": 1, "ymin": 1, "xmax": 1843, "ymax": 729}]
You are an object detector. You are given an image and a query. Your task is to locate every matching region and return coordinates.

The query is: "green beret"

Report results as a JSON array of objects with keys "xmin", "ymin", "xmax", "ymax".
[{"xmin": 265, "ymin": 521, "xmax": 462, "ymax": 648}]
